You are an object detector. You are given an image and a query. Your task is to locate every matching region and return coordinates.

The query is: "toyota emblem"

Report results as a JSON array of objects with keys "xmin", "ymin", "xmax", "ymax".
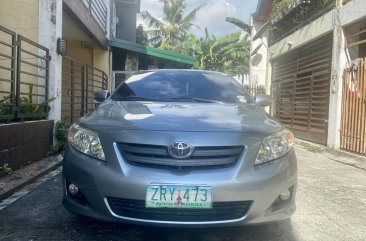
[{"xmin": 168, "ymin": 141, "xmax": 194, "ymax": 159}]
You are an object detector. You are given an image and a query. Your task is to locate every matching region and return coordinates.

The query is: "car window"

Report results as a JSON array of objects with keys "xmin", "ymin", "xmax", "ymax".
[{"xmin": 111, "ymin": 71, "xmax": 252, "ymax": 103}]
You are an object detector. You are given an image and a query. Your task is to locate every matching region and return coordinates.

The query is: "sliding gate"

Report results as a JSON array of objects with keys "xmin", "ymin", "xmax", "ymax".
[{"xmin": 271, "ymin": 34, "xmax": 333, "ymax": 145}]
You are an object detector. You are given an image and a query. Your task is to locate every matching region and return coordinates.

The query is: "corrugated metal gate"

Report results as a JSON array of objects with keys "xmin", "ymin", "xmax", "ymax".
[
  {"xmin": 271, "ymin": 34, "xmax": 333, "ymax": 145},
  {"xmin": 341, "ymin": 58, "xmax": 366, "ymax": 155},
  {"xmin": 61, "ymin": 56, "xmax": 108, "ymax": 125}
]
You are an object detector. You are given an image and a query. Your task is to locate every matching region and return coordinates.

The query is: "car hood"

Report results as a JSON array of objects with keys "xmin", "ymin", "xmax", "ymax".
[{"xmin": 79, "ymin": 100, "xmax": 282, "ymax": 134}]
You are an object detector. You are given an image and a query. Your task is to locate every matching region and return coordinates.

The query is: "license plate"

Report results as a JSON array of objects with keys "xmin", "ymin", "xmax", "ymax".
[{"xmin": 146, "ymin": 184, "xmax": 212, "ymax": 208}]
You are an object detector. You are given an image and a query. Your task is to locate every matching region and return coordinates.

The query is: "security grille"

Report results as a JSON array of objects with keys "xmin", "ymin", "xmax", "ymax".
[
  {"xmin": 271, "ymin": 34, "xmax": 333, "ymax": 145},
  {"xmin": 61, "ymin": 56, "xmax": 108, "ymax": 125},
  {"xmin": 117, "ymin": 143, "xmax": 244, "ymax": 169},
  {"xmin": 0, "ymin": 25, "xmax": 50, "ymax": 122}
]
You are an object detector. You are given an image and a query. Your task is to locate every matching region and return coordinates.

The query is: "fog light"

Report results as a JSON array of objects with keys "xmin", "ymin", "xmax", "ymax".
[
  {"xmin": 68, "ymin": 183, "xmax": 79, "ymax": 195},
  {"xmin": 280, "ymin": 190, "xmax": 291, "ymax": 201}
]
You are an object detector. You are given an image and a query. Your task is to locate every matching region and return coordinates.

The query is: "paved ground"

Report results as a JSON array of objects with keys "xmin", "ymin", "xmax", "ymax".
[
  {"xmin": 0, "ymin": 155, "xmax": 62, "ymax": 200},
  {"xmin": 0, "ymin": 141, "xmax": 365, "ymax": 241}
]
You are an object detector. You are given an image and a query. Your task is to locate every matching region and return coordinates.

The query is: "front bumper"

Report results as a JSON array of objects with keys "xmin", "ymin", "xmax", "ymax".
[{"xmin": 62, "ymin": 144, "xmax": 297, "ymax": 227}]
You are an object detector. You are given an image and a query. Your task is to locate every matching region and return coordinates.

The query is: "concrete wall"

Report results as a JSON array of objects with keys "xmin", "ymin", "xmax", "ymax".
[
  {"xmin": 39, "ymin": 0, "xmax": 63, "ymax": 122},
  {"xmin": 0, "ymin": 0, "xmax": 40, "ymax": 89},
  {"xmin": 65, "ymin": 41, "xmax": 111, "ymax": 81},
  {"xmin": 94, "ymin": 47, "xmax": 112, "ymax": 88},
  {"xmin": 67, "ymin": 41, "xmax": 93, "ymax": 65},
  {"xmin": 269, "ymin": 11, "xmax": 334, "ymax": 59},
  {"xmin": 250, "ymin": 18, "xmax": 270, "ymax": 89},
  {"xmin": 0, "ymin": 0, "xmax": 39, "ymax": 41},
  {"xmin": 340, "ymin": 0, "xmax": 366, "ymax": 27}
]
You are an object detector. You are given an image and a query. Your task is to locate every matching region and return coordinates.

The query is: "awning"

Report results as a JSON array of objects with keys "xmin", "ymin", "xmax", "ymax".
[{"xmin": 109, "ymin": 38, "xmax": 196, "ymax": 65}]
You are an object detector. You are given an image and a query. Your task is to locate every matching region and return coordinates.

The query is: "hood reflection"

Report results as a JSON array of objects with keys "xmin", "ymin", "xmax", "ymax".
[{"xmin": 81, "ymin": 100, "xmax": 282, "ymax": 135}]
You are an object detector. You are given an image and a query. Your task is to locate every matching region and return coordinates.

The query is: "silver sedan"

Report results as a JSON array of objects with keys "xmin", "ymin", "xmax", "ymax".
[{"xmin": 62, "ymin": 70, "xmax": 297, "ymax": 227}]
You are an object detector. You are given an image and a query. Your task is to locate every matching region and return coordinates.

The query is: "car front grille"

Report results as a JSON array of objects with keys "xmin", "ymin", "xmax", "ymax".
[
  {"xmin": 107, "ymin": 197, "xmax": 252, "ymax": 222},
  {"xmin": 116, "ymin": 143, "xmax": 244, "ymax": 169}
]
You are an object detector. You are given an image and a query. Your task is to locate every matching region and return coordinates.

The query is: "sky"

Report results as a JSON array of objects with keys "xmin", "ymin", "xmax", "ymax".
[{"xmin": 138, "ymin": 0, "xmax": 259, "ymax": 38}]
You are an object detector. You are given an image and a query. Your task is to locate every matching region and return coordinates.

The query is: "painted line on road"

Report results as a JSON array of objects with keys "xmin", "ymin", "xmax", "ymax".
[{"xmin": 0, "ymin": 167, "xmax": 62, "ymax": 211}]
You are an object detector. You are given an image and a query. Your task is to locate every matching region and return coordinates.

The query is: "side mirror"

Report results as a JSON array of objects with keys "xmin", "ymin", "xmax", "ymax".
[
  {"xmin": 255, "ymin": 94, "xmax": 272, "ymax": 107},
  {"xmin": 94, "ymin": 90, "xmax": 110, "ymax": 102}
]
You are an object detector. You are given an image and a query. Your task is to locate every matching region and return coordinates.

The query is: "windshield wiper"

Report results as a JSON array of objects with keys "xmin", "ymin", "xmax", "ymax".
[{"xmin": 169, "ymin": 97, "xmax": 219, "ymax": 103}]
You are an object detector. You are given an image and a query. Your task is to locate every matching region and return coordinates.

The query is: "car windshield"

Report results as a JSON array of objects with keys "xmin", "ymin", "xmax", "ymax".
[{"xmin": 111, "ymin": 71, "xmax": 252, "ymax": 103}]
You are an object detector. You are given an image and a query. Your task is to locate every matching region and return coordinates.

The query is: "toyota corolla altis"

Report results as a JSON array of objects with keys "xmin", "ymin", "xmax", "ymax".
[{"xmin": 62, "ymin": 69, "xmax": 297, "ymax": 227}]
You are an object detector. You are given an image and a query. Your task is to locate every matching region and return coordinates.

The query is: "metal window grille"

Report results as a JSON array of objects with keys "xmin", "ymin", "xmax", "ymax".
[{"xmin": 0, "ymin": 25, "xmax": 50, "ymax": 123}]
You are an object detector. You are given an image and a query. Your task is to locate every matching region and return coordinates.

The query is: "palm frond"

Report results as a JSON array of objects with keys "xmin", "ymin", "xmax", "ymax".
[
  {"xmin": 141, "ymin": 11, "xmax": 164, "ymax": 29},
  {"xmin": 225, "ymin": 17, "xmax": 252, "ymax": 34},
  {"xmin": 181, "ymin": 3, "xmax": 206, "ymax": 30}
]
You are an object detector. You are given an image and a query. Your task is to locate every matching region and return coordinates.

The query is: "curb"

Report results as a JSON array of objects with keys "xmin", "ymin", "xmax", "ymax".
[
  {"xmin": 0, "ymin": 155, "xmax": 63, "ymax": 201},
  {"xmin": 295, "ymin": 139, "xmax": 366, "ymax": 170}
]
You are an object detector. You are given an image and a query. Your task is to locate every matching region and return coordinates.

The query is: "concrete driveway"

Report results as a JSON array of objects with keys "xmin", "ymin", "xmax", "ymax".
[{"xmin": 0, "ymin": 140, "xmax": 365, "ymax": 241}]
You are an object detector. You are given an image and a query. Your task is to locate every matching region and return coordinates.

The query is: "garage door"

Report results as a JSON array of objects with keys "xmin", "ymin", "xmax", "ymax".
[{"xmin": 271, "ymin": 34, "xmax": 333, "ymax": 145}]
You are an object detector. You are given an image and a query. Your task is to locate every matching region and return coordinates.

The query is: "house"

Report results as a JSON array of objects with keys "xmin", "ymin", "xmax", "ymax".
[
  {"xmin": 0, "ymin": 0, "xmax": 195, "ymax": 171},
  {"xmin": 0, "ymin": 0, "xmax": 112, "ymax": 126},
  {"xmin": 0, "ymin": 0, "xmax": 113, "ymax": 170},
  {"xmin": 109, "ymin": 0, "xmax": 195, "ymax": 90},
  {"xmin": 251, "ymin": 0, "xmax": 366, "ymax": 156}
]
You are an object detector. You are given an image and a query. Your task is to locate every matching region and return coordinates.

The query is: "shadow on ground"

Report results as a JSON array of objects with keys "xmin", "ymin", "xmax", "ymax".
[
  {"xmin": 61, "ymin": 215, "xmax": 296, "ymax": 241},
  {"xmin": 0, "ymin": 174, "xmax": 297, "ymax": 241}
]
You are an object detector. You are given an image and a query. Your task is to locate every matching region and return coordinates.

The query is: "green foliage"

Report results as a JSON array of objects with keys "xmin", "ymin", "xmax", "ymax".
[
  {"xmin": 180, "ymin": 27, "xmax": 250, "ymax": 77},
  {"xmin": 271, "ymin": 0, "xmax": 295, "ymax": 19},
  {"xmin": 141, "ymin": 0, "xmax": 205, "ymax": 49},
  {"xmin": 0, "ymin": 95, "xmax": 13, "ymax": 116},
  {"xmin": 271, "ymin": 0, "xmax": 335, "ymax": 23},
  {"xmin": 0, "ymin": 84, "xmax": 56, "ymax": 123},
  {"xmin": 0, "ymin": 163, "xmax": 12, "ymax": 177},
  {"xmin": 20, "ymin": 84, "xmax": 57, "ymax": 115},
  {"xmin": 141, "ymin": 2, "xmax": 251, "ymax": 78},
  {"xmin": 47, "ymin": 121, "xmax": 67, "ymax": 156},
  {"xmin": 269, "ymin": 0, "xmax": 335, "ymax": 42},
  {"xmin": 225, "ymin": 17, "xmax": 251, "ymax": 35},
  {"xmin": 136, "ymin": 24, "xmax": 148, "ymax": 45}
]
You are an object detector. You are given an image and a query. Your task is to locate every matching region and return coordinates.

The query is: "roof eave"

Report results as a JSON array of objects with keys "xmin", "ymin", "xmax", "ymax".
[{"xmin": 109, "ymin": 38, "xmax": 196, "ymax": 65}]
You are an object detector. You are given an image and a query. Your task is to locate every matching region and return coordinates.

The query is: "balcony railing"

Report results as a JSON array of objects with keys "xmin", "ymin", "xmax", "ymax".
[{"xmin": 81, "ymin": 0, "xmax": 107, "ymax": 33}]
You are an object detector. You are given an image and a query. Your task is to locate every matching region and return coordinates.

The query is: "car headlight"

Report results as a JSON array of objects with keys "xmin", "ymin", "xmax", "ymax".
[
  {"xmin": 68, "ymin": 124, "xmax": 105, "ymax": 161},
  {"xmin": 255, "ymin": 129, "xmax": 294, "ymax": 165}
]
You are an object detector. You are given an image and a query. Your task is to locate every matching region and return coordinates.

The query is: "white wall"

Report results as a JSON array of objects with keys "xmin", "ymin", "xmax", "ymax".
[
  {"xmin": 38, "ymin": 0, "xmax": 63, "ymax": 122},
  {"xmin": 250, "ymin": 18, "xmax": 270, "ymax": 89},
  {"xmin": 269, "ymin": 11, "xmax": 334, "ymax": 59},
  {"xmin": 327, "ymin": 6, "xmax": 346, "ymax": 149},
  {"xmin": 340, "ymin": 0, "xmax": 366, "ymax": 27}
]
